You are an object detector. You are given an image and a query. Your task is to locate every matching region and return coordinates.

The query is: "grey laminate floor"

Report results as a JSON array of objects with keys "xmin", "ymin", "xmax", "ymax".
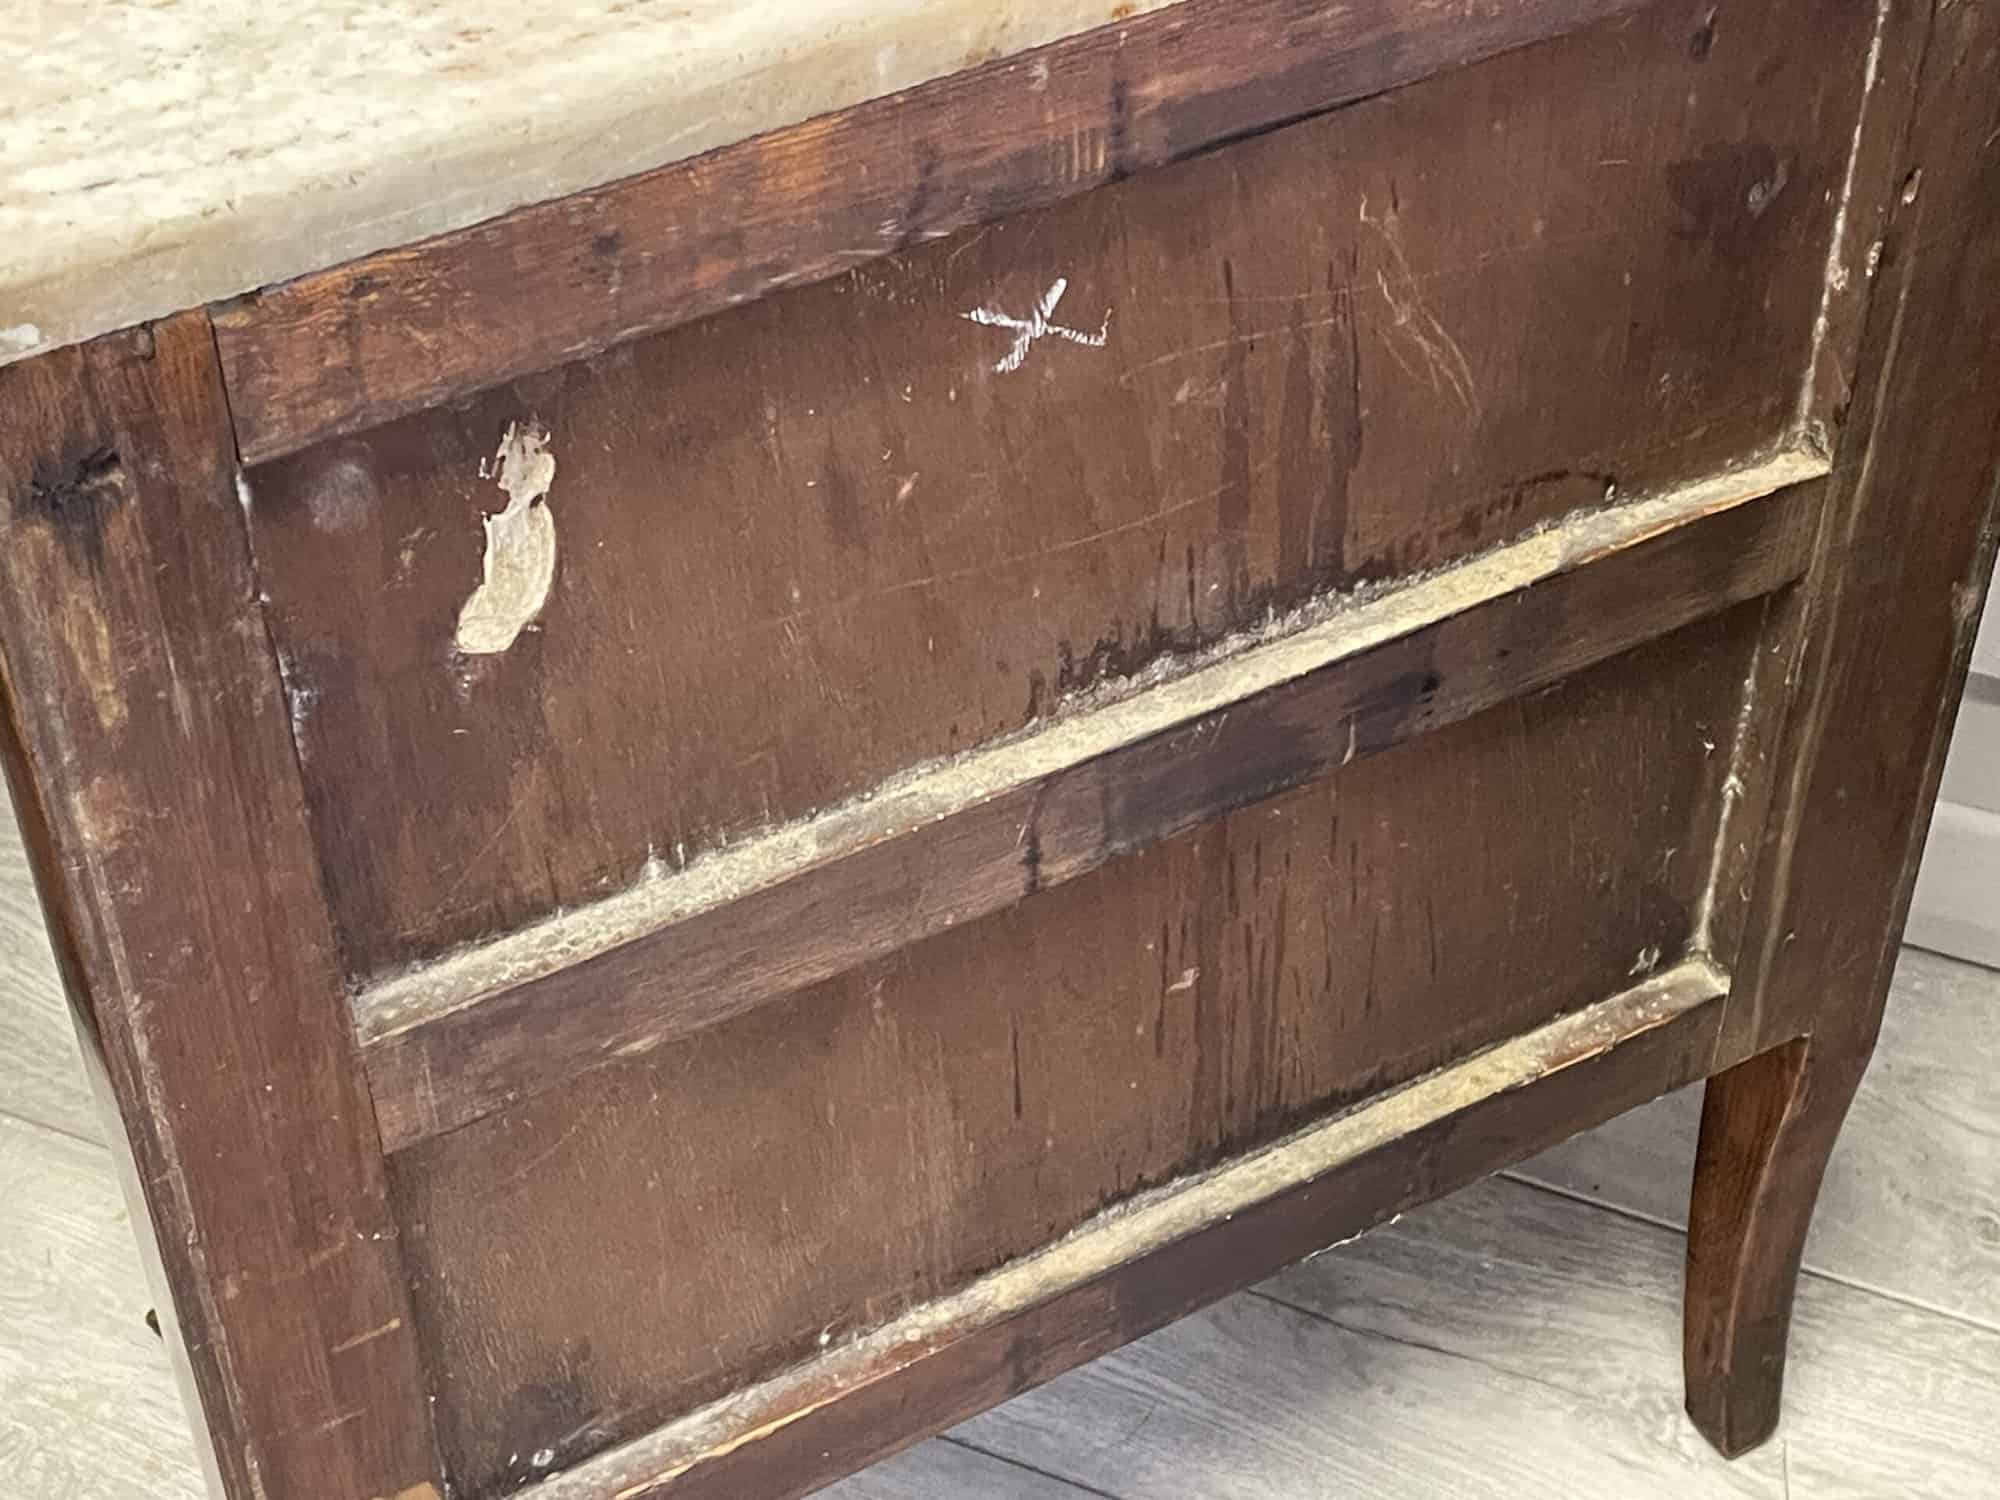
[{"xmin": 4, "ymin": 797, "xmax": 1996, "ymax": 1498}]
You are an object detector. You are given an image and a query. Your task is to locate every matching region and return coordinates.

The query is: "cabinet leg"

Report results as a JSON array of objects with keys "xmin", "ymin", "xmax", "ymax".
[{"xmin": 1683, "ymin": 1035, "xmax": 1862, "ymax": 1457}]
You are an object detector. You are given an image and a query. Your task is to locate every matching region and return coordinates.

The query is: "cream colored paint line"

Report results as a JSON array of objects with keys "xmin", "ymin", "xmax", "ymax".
[
  {"xmin": 1689, "ymin": 636, "xmax": 1770, "ymax": 958},
  {"xmin": 0, "ymin": 0, "xmax": 1193, "ymax": 368},
  {"xmin": 530, "ymin": 958, "xmax": 1727, "ymax": 1500},
  {"xmin": 1793, "ymin": 0, "xmax": 1891, "ymax": 442},
  {"xmin": 354, "ymin": 447, "xmax": 1825, "ymax": 1043}
]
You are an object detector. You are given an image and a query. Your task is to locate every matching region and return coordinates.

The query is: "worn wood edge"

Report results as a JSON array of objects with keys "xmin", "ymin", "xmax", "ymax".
[
  {"xmin": 1796, "ymin": 0, "xmax": 1930, "ymax": 446},
  {"xmin": 1718, "ymin": 0, "xmax": 2000, "ymax": 1065},
  {"xmin": 523, "ymin": 957, "xmax": 1726, "ymax": 1499},
  {"xmin": 355, "ymin": 447, "xmax": 1824, "ymax": 1052},
  {"xmin": 0, "ymin": 315, "xmax": 448, "ymax": 1500},
  {"xmin": 1794, "ymin": 0, "xmax": 1895, "ymax": 442},
  {"xmin": 214, "ymin": 0, "xmax": 1655, "ymax": 464},
  {"xmin": 1687, "ymin": 590, "xmax": 1781, "ymax": 962}
]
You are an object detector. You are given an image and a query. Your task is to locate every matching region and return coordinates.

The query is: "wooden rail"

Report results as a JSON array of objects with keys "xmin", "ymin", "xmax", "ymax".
[
  {"xmin": 357, "ymin": 453, "xmax": 1826, "ymax": 1149},
  {"xmin": 213, "ymin": 0, "xmax": 1655, "ymax": 464}
]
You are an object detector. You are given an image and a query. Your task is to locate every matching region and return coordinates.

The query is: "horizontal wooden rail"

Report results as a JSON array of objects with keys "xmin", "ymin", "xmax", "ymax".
[
  {"xmin": 529, "ymin": 957, "xmax": 1729, "ymax": 1499},
  {"xmin": 214, "ymin": 0, "xmax": 1654, "ymax": 464},
  {"xmin": 357, "ymin": 452, "xmax": 1826, "ymax": 1149}
]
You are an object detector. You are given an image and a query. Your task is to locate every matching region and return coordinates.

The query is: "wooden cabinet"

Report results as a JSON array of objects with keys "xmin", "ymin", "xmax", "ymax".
[{"xmin": 1, "ymin": 1, "xmax": 1994, "ymax": 1496}]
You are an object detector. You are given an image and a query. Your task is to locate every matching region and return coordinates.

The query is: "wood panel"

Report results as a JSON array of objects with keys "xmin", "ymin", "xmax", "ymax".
[
  {"xmin": 209, "ymin": 0, "xmax": 1668, "ymax": 463},
  {"xmin": 245, "ymin": 0, "xmax": 1870, "ymax": 983},
  {"xmin": 0, "ymin": 317, "xmax": 443, "ymax": 1500},
  {"xmin": 511, "ymin": 964, "xmax": 1731, "ymax": 1500},
  {"xmin": 361, "ymin": 464, "xmax": 1821, "ymax": 1149},
  {"xmin": 390, "ymin": 605, "xmax": 1760, "ymax": 1496}
]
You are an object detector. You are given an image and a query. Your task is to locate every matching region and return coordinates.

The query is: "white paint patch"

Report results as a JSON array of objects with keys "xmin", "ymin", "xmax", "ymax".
[
  {"xmin": 455, "ymin": 421, "xmax": 558, "ymax": 655},
  {"xmin": 1745, "ymin": 158, "xmax": 1790, "ymax": 218},
  {"xmin": 962, "ymin": 276, "xmax": 1109, "ymax": 373},
  {"xmin": 356, "ymin": 449, "xmax": 1823, "ymax": 1048},
  {"xmin": 0, "ymin": 323, "xmax": 42, "ymax": 355}
]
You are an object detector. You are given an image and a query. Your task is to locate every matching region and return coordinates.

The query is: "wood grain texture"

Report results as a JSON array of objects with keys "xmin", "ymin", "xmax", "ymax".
[
  {"xmin": 0, "ymin": 316, "xmax": 442, "ymax": 1500},
  {"xmin": 1684, "ymin": 1038, "xmax": 1831, "ymax": 1455},
  {"xmin": 390, "ymin": 607, "xmax": 1760, "ymax": 1496},
  {"xmin": 210, "ymin": 0, "xmax": 1668, "ymax": 462},
  {"xmin": 244, "ymin": 0, "xmax": 1868, "ymax": 985},
  {"xmin": 521, "ymin": 969, "xmax": 1728, "ymax": 1500},
  {"xmin": 0, "ymin": 797, "xmax": 96, "ymax": 1144},
  {"xmin": 958, "ymin": 1174, "xmax": 2000, "ymax": 1499},
  {"xmin": 1719, "ymin": 0, "xmax": 2000, "ymax": 1063},
  {"xmin": 1797, "ymin": 0, "xmax": 1929, "ymax": 442},
  {"xmin": 1518, "ymin": 945, "xmax": 2000, "ymax": 1334},
  {"xmin": 362, "ymin": 470, "xmax": 1820, "ymax": 1149},
  {"xmin": 15, "ymin": 947, "xmax": 2000, "ymax": 1499},
  {"xmin": 821, "ymin": 1440, "xmax": 1103, "ymax": 1500},
  {"xmin": 1683, "ymin": 0, "xmax": 2000, "ymax": 1457}
]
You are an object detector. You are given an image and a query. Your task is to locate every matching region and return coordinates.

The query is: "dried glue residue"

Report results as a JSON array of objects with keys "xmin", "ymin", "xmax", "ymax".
[{"xmin": 455, "ymin": 421, "xmax": 557, "ymax": 655}]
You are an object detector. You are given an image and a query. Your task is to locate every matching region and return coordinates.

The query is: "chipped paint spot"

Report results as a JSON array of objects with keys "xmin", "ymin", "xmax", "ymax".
[
  {"xmin": 0, "ymin": 322, "xmax": 43, "ymax": 356},
  {"xmin": 963, "ymin": 276, "xmax": 1110, "ymax": 373},
  {"xmin": 455, "ymin": 422, "xmax": 557, "ymax": 655},
  {"xmin": 1745, "ymin": 158, "xmax": 1790, "ymax": 217}
]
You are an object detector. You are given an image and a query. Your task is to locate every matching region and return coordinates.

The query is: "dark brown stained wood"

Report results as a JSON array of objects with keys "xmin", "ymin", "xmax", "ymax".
[
  {"xmin": 1797, "ymin": 0, "xmax": 1931, "ymax": 442},
  {"xmin": 517, "ymin": 965, "xmax": 1732, "ymax": 1500},
  {"xmin": 211, "ymin": 0, "xmax": 1666, "ymax": 464},
  {"xmin": 1686, "ymin": 0, "xmax": 2000, "ymax": 1458},
  {"xmin": 0, "ymin": 316, "xmax": 444, "ymax": 1499},
  {"xmin": 1719, "ymin": 0, "xmax": 2000, "ymax": 1066},
  {"xmin": 1684, "ymin": 1036, "xmax": 1830, "ymax": 1456},
  {"xmin": 388, "ymin": 602, "xmax": 1765, "ymax": 1495},
  {"xmin": 362, "ymin": 468, "xmax": 1822, "ymax": 1149},
  {"xmin": 246, "ymin": 0, "xmax": 1872, "ymax": 985}
]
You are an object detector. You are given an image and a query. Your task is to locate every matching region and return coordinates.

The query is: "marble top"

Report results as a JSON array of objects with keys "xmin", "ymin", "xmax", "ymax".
[{"xmin": 0, "ymin": 0, "xmax": 1179, "ymax": 368}]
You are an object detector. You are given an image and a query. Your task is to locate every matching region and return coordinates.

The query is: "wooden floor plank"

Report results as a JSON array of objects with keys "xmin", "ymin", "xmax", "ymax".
[
  {"xmin": 0, "ymin": 1114, "xmax": 208, "ymax": 1499},
  {"xmin": 820, "ymin": 1439, "xmax": 1107, "ymax": 1500},
  {"xmin": 0, "ymin": 803, "xmax": 97, "ymax": 1145},
  {"xmin": 1517, "ymin": 945, "xmax": 2000, "ymax": 1332},
  {"xmin": 954, "ymin": 1176, "xmax": 2000, "ymax": 1498}
]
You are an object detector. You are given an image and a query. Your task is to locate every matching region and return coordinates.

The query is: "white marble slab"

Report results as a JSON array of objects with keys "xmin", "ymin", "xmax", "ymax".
[{"xmin": 0, "ymin": 0, "xmax": 1182, "ymax": 367}]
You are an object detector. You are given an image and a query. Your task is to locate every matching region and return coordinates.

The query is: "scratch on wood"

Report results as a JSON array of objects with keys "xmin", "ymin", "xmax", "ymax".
[
  {"xmin": 529, "ymin": 960, "xmax": 1725, "ymax": 1500},
  {"xmin": 354, "ymin": 448, "xmax": 1826, "ymax": 1047},
  {"xmin": 1794, "ymin": 0, "xmax": 1891, "ymax": 440},
  {"xmin": 329, "ymin": 1317, "xmax": 405, "ymax": 1356},
  {"xmin": 1361, "ymin": 197, "xmax": 1480, "ymax": 419},
  {"xmin": 455, "ymin": 422, "xmax": 558, "ymax": 655}
]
